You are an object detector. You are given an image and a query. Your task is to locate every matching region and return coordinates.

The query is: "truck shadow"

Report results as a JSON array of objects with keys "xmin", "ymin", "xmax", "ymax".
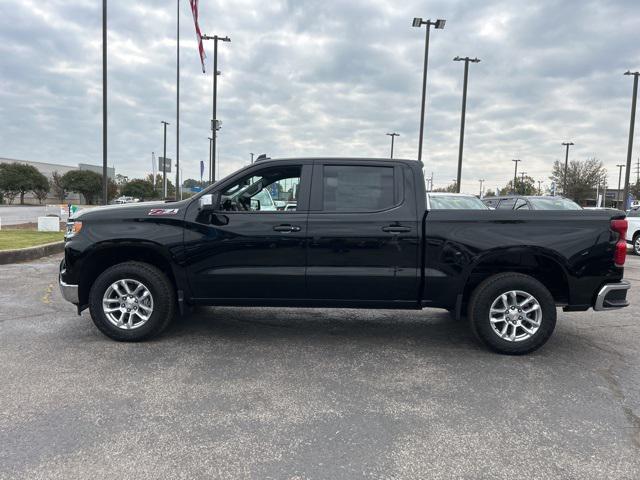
[{"xmin": 167, "ymin": 306, "xmax": 480, "ymax": 350}]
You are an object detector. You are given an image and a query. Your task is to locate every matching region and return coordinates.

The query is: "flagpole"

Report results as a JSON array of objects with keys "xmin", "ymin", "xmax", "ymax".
[{"xmin": 175, "ymin": 0, "xmax": 180, "ymax": 200}]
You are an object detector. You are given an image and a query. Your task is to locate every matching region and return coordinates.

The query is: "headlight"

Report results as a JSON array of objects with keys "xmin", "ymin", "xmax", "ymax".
[{"xmin": 65, "ymin": 221, "xmax": 83, "ymax": 239}]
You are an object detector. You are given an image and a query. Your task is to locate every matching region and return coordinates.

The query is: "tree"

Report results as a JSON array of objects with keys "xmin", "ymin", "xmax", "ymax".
[
  {"xmin": 433, "ymin": 182, "xmax": 458, "ymax": 193},
  {"xmin": 182, "ymin": 178, "xmax": 205, "ymax": 190},
  {"xmin": 50, "ymin": 171, "xmax": 66, "ymax": 202},
  {"xmin": 549, "ymin": 158, "xmax": 606, "ymax": 204},
  {"xmin": 32, "ymin": 173, "xmax": 50, "ymax": 204},
  {"xmin": 0, "ymin": 163, "xmax": 19, "ymax": 204},
  {"xmin": 0, "ymin": 162, "xmax": 49, "ymax": 205},
  {"xmin": 146, "ymin": 173, "xmax": 175, "ymax": 198},
  {"xmin": 121, "ymin": 179, "xmax": 155, "ymax": 200},
  {"xmin": 484, "ymin": 189, "xmax": 496, "ymax": 198},
  {"xmin": 60, "ymin": 170, "xmax": 103, "ymax": 205},
  {"xmin": 499, "ymin": 175, "xmax": 537, "ymax": 196}
]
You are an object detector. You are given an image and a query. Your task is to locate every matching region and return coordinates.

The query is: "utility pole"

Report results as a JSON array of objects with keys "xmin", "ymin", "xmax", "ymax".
[
  {"xmin": 201, "ymin": 34, "xmax": 231, "ymax": 183},
  {"xmin": 520, "ymin": 171, "xmax": 527, "ymax": 194},
  {"xmin": 412, "ymin": 17, "xmax": 446, "ymax": 164},
  {"xmin": 250, "ymin": 152, "xmax": 254, "ymax": 164},
  {"xmin": 102, "ymin": 0, "xmax": 108, "ymax": 205},
  {"xmin": 562, "ymin": 141, "xmax": 574, "ymax": 198},
  {"xmin": 386, "ymin": 132, "xmax": 399, "ymax": 158},
  {"xmin": 175, "ymin": 0, "xmax": 180, "ymax": 200},
  {"xmin": 623, "ymin": 71, "xmax": 639, "ymax": 210},
  {"xmin": 453, "ymin": 56, "xmax": 480, "ymax": 193},
  {"xmin": 512, "ymin": 159, "xmax": 521, "ymax": 194},
  {"xmin": 538, "ymin": 181, "xmax": 542, "ymax": 196},
  {"xmin": 208, "ymin": 136, "xmax": 213, "ymax": 184},
  {"xmin": 478, "ymin": 179, "xmax": 484, "ymax": 198},
  {"xmin": 617, "ymin": 164, "xmax": 625, "ymax": 208},
  {"xmin": 161, "ymin": 121, "xmax": 169, "ymax": 199}
]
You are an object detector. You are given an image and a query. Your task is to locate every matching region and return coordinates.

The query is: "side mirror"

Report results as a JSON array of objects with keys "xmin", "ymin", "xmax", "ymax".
[
  {"xmin": 251, "ymin": 198, "xmax": 261, "ymax": 211},
  {"xmin": 199, "ymin": 193, "xmax": 219, "ymax": 211}
]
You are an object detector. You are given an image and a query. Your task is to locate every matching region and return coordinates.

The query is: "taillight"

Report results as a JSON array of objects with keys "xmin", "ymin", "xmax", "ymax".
[{"xmin": 611, "ymin": 219, "xmax": 628, "ymax": 267}]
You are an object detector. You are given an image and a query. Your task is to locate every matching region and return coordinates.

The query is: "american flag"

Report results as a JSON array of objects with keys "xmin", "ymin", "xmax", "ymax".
[{"xmin": 189, "ymin": 0, "xmax": 206, "ymax": 73}]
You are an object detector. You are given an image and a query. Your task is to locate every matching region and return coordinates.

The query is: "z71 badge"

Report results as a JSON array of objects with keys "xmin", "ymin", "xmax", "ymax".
[{"xmin": 148, "ymin": 208, "xmax": 179, "ymax": 216}]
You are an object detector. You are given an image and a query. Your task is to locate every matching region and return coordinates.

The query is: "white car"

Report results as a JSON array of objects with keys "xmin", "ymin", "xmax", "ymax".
[
  {"xmin": 426, "ymin": 192, "xmax": 489, "ymax": 210},
  {"xmin": 626, "ymin": 208, "xmax": 640, "ymax": 255}
]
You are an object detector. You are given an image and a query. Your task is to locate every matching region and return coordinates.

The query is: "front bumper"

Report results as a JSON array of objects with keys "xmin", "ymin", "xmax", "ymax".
[
  {"xmin": 59, "ymin": 276, "xmax": 79, "ymax": 304},
  {"xmin": 593, "ymin": 281, "xmax": 630, "ymax": 311}
]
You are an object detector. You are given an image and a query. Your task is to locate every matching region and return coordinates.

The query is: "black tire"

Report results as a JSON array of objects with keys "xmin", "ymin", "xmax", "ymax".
[
  {"xmin": 88, "ymin": 261, "xmax": 175, "ymax": 341},
  {"xmin": 468, "ymin": 273, "xmax": 556, "ymax": 355},
  {"xmin": 633, "ymin": 233, "xmax": 640, "ymax": 256}
]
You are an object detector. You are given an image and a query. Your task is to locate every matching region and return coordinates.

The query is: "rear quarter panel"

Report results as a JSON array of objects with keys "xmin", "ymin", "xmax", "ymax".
[{"xmin": 422, "ymin": 209, "xmax": 625, "ymax": 309}]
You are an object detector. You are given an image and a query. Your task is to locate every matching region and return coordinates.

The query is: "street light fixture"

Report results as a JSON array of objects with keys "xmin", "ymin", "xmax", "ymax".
[
  {"xmin": 623, "ymin": 71, "xmax": 640, "ymax": 210},
  {"xmin": 386, "ymin": 132, "xmax": 400, "ymax": 158},
  {"xmin": 453, "ymin": 56, "xmax": 480, "ymax": 192},
  {"xmin": 201, "ymin": 34, "xmax": 231, "ymax": 183},
  {"xmin": 561, "ymin": 141, "xmax": 574, "ymax": 197},
  {"xmin": 412, "ymin": 17, "xmax": 446, "ymax": 164}
]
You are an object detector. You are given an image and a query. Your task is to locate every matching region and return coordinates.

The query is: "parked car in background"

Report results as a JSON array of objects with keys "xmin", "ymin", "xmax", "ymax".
[
  {"xmin": 112, "ymin": 196, "xmax": 139, "ymax": 205},
  {"xmin": 427, "ymin": 192, "xmax": 489, "ymax": 210},
  {"xmin": 482, "ymin": 195, "xmax": 582, "ymax": 210},
  {"xmin": 627, "ymin": 208, "xmax": 640, "ymax": 255}
]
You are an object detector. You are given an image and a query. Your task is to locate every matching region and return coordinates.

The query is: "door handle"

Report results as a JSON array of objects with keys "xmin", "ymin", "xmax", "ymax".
[
  {"xmin": 273, "ymin": 224, "xmax": 301, "ymax": 232},
  {"xmin": 382, "ymin": 225, "xmax": 411, "ymax": 233}
]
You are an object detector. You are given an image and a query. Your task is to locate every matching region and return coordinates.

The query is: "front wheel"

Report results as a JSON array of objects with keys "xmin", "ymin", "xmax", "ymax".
[
  {"xmin": 468, "ymin": 273, "xmax": 556, "ymax": 355},
  {"xmin": 633, "ymin": 233, "xmax": 640, "ymax": 256},
  {"xmin": 89, "ymin": 261, "xmax": 175, "ymax": 341}
]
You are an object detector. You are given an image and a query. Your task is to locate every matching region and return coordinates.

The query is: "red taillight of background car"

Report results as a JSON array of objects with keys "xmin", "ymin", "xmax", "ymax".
[{"xmin": 611, "ymin": 218, "xmax": 628, "ymax": 267}]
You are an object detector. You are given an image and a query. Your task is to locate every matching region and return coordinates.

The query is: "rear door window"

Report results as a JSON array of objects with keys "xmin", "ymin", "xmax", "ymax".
[
  {"xmin": 322, "ymin": 165, "xmax": 395, "ymax": 212},
  {"xmin": 514, "ymin": 199, "xmax": 530, "ymax": 210}
]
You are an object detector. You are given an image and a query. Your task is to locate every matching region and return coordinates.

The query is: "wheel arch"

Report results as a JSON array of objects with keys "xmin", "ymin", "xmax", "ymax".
[
  {"xmin": 77, "ymin": 241, "xmax": 183, "ymax": 309},
  {"xmin": 462, "ymin": 247, "xmax": 570, "ymax": 308}
]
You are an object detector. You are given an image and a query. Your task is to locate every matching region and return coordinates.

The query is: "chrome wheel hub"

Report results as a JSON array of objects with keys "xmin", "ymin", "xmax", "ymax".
[
  {"xmin": 489, "ymin": 290, "xmax": 542, "ymax": 342},
  {"xmin": 102, "ymin": 279, "xmax": 154, "ymax": 330}
]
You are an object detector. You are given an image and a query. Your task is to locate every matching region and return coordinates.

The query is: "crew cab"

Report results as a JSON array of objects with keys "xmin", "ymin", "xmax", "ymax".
[{"xmin": 59, "ymin": 158, "xmax": 630, "ymax": 354}]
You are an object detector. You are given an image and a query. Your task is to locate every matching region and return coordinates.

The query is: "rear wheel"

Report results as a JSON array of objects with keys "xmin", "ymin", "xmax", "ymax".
[
  {"xmin": 89, "ymin": 261, "xmax": 175, "ymax": 341},
  {"xmin": 468, "ymin": 273, "xmax": 556, "ymax": 355}
]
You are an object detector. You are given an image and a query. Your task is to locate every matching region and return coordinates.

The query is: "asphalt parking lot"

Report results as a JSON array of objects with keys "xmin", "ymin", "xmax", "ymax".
[{"xmin": 1, "ymin": 255, "xmax": 639, "ymax": 479}]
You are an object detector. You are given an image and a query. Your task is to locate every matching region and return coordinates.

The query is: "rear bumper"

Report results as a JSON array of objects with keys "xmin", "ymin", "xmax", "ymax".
[{"xmin": 593, "ymin": 281, "xmax": 630, "ymax": 311}]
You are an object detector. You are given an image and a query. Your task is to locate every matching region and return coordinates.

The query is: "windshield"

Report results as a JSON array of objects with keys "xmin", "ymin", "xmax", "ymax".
[
  {"xmin": 527, "ymin": 197, "xmax": 582, "ymax": 210},
  {"xmin": 429, "ymin": 195, "xmax": 488, "ymax": 210}
]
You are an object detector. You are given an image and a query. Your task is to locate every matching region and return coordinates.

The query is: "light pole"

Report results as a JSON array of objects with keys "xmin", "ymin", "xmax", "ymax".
[
  {"xmin": 453, "ymin": 56, "xmax": 480, "ymax": 193},
  {"xmin": 208, "ymin": 136, "xmax": 213, "ymax": 184},
  {"xmin": 250, "ymin": 152, "xmax": 254, "ymax": 164},
  {"xmin": 102, "ymin": 0, "xmax": 108, "ymax": 205},
  {"xmin": 617, "ymin": 163, "xmax": 625, "ymax": 208},
  {"xmin": 479, "ymin": 179, "xmax": 484, "ymax": 198},
  {"xmin": 562, "ymin": 141, "xmax": 574, "ymax": 197},
  {"xmin": 412, "ymin": 17, "xmax": 445, "ymax": 164},
  {"xmin": 161, "ymin": 121, "xmax": 169, "ymax": 199},
  {"xmin": 538, "ymin": 181, "xmax": 542, "ymax": 195},
  {"xmin": 386, "ymin": 132, "xmax": 400, "ymax": 158},
  {"xmin": 623, "ymin": 71, "xmax": 639, "ymax": 210},
  {"xmin": 512, "ymin": 159, "xmax": 521, "ymax": 194},
  {"xmin": 201, "ymin": 34, "xmax": 230, "ymax": 183},
  {"xmin": 520, "ymin": 172, "xmax": 527, "ymax": 194}
]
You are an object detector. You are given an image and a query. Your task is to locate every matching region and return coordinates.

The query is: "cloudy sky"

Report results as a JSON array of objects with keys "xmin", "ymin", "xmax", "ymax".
[{"xmin": 1, "ymin": 0, "xmax": 639, "ymax": 193}]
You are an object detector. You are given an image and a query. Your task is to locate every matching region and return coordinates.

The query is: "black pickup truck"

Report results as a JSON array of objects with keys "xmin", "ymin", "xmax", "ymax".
[{"xmin": 59, "ymin": 157, "xmax": 630, "ymax": 354}]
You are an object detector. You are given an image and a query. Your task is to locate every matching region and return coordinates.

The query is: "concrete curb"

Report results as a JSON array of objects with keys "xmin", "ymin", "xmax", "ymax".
[{"xmin": 0, "ymin": 241, "xmax": 64, "ymax": 265}]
